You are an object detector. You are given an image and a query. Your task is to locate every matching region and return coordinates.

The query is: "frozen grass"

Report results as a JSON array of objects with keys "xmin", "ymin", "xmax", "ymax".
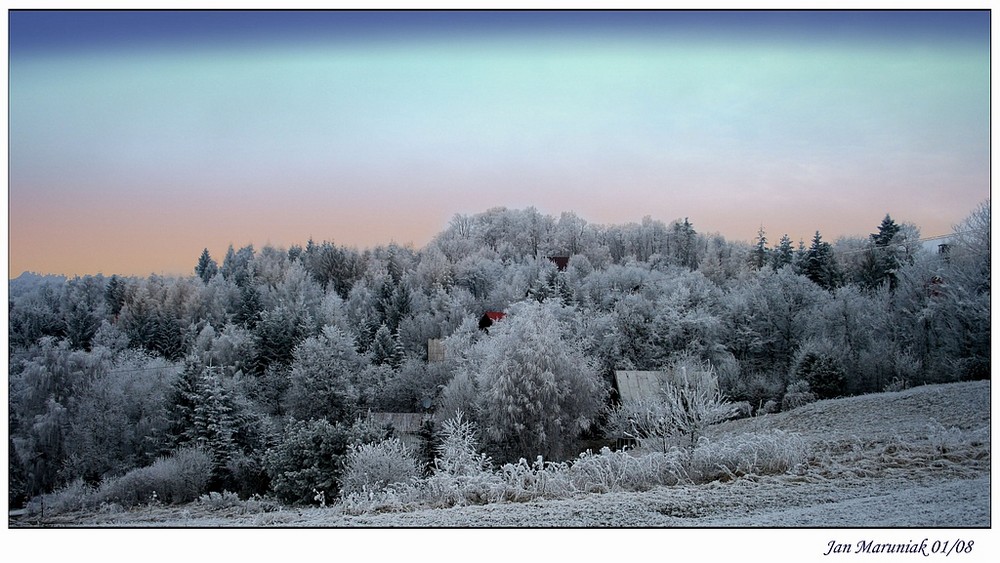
[{"xmin": 12, "ymin": 380, "xmax": 990, "ymax": 527}]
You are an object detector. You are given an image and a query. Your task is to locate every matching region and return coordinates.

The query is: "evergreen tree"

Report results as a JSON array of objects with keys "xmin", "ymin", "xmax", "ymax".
[
  {"xmin": 284, "ymin": 326, "xmax": 365, "ymax": 423},
  {"xmin": 751, "ymin": 226, "xmax": 769, "ymax": 270},
  {"xmin": 221, "ymin": 244, "xmax": 255, "ymax": 287},
  {"xmin": 871, "ymin": 214, "xmax": 901, "ymax": 247},
  {"xmin": 167, "ymin": 360, "xmax": 241, "ymax": 489},
  {"xmin": 195, "ymin": 248, "xmax": 219, "ymax": 284},
  {"xmin": 61, "ymin": 276, "xmax": 107, "ymax": 350},
  {"xmin": 252, "ymin": 305, "xmax": 309, "ymax": 374},
  {"xmin": 670, "ymin": 218, "xmax": 699, "ymax": 269},
  {"xmin": 802, "ymin": 231, "xmax": 841, "ymax": 290},
  {"xmin": 771, "ymin": 234, "xmax": 795, "ymax": 270},
  {"xmin": 104, "ymin": 275, "xmax": 127, "ymax": 318},
  {"xmin": 860, "ymin": 214, "xmax": 905, "ymax": 291},
  {"xmin": 370, "ymin": 323, "xmax": 404, "ymax": 368}
]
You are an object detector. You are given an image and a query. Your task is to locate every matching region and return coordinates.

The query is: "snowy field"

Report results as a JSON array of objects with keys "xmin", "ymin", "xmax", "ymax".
[
  {"xmin": 14, "ymin": 379, "xmax": 989, "ymax": 529},
  {"xmin": 8, "ymin": 379, "xmax": 992, "ymax": 563}
]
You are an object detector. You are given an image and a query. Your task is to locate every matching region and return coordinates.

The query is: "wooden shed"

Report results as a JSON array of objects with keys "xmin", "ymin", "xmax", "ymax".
[
  {"xmin": 613, "ymin": 369, "xmax": 718, "ymax": 404},
  {"xmin": 367, "ymin": 412, "xmax": 435, "ymax": 451},
  {"xmin": 427, "ymin": 339, "xmax": 445, "ymax": 363}
]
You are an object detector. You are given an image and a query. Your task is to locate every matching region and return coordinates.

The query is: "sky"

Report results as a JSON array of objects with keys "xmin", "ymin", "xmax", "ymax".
[{"xmin": 6, "ymin": 9, "xmax": 991, "ymax": 278}]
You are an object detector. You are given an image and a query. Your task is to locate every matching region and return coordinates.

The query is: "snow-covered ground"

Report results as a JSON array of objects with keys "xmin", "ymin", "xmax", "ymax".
[{"xmin": 8, "ymin": 380, "xmax": 991, "ymax": 561}]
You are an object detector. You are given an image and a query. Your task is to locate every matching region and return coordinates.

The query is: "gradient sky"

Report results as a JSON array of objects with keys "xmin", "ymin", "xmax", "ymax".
[{"xmin": 6, "ymin": 10, "xmax": 991, "ymax": 277}]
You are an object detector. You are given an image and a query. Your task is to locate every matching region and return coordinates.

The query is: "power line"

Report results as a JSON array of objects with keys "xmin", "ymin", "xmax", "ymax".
[{"xmin": 834, "ymin": 229, "xmax": 985, "ymax": 256}]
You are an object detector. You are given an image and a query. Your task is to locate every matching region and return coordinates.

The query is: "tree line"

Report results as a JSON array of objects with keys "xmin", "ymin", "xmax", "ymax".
[{"xmin": 8, "ymin": 201, "xmax": 990, "ymax": 506}]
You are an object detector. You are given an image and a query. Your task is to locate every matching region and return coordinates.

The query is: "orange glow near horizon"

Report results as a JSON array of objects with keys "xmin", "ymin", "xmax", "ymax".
[{"xmin": 8, "ymin": 11, "xmax": 989, "ymax": 279}]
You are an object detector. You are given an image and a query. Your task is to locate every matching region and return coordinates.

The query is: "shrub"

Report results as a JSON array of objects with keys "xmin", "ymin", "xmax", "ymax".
[
  {"xmin": 491, "ymin": 456, "xmax": 575, "ymax": 503},
  {"xmin": 568, "ymin": 447, "xmax": 689, "ymax": 493},
  {"xmin": 792, "ymin": 340, "xmax": 846, "ymax": 399},
  {"xmin": 722, "ymin": 370, "xmax": 785, "ymax": 411},
  {"xmin": 690, "ymin": 431, "xmax": 808, "ymax": 482},
  {"xmin": 264, "ymin": 418, "xmax": 387, "ymax": 505},
  {"xmin": 339, "ymin": 437, "xmax": 421, "ymax": 497},
  {"xmin": 225, "ymin": 451, "xmax": 271, "ymax": 499},
  {"xmin": 197, "ymin": 490, "xmax": 242, "ymax": 509},
  {"xmin": 608, "ymin": 356, "xmax": 739, "ymax": 451},
  {"xmin": 781, "ymin": 380, "xmax": 816, "ymax": 411},
  {"xmin": 340, "ymin": 481, "xmax": 423, "ymax": 515},
  {"xmin": 883, "ymin": 377, "xmax": 910, "ymax": 393},
  {"xmin": 24, "ymin": 478, "xmax": 99, "ymax": 517},
  {"xmin": 96, "ymin": 447, "xmax": 213, "ymax": 507},
  {"xmin": 422, "ymin": 413, "xmax": 500, "ymax": 507}
]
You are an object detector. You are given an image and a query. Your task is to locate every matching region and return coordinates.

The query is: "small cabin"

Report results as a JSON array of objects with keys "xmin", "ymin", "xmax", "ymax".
[
  {"xmin": 478, "ymin": 311, "xmax": 506, "ymax": 332},
  {"xmin": 427, "ymin": 339, "xmax": 445, "ymax": 363},
  {"xmin": 613, "ymin": 369, "xmax": 718, "ymax": 404},
  {"xmin": 547, "ymin": 256, "xmax": 570, "ymax": 271},
  {"xmin": 367, "ymin": 412, "xmax": 435, "ymax": 451}
]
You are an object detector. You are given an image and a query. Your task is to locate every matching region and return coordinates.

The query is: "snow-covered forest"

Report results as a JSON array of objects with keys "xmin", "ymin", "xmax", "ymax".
[{"xmin": 7, "ymin": 201, "xmax": 990, "ymax": 521}]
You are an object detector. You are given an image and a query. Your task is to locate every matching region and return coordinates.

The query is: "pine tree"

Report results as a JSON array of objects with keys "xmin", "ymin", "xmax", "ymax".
[
  {"xmin": 771, "ymin": 234, "xmax": 795, "ymax": 270},
  {"xmin": 671, "ymin": 218, "xmax": 699, "ymax": 269},
  {"xmin": 751, "ymin": 226, "xmax": 769, "ymax": 270},
  {"xmin": 284, "ymin": 326, "xmax": 364, "ymax": 423},
  {"xmin": 871, "ymin": 214, "xmax": 901, "ymax": 247},
  {"xmin": 104, "ymin": 275, "xmax": 127, "ymax": 318},
  {"xmin": 370, "ymin": 323, "xmax": 404, "ymax": 368},
  {"xmin": 195, "ymin": 249, "xmax": 219, "ymax": 284},
  {"xmin": 802, "ymin": 231, "xmax": 841, "ymax": 290},
  {"xmin": 861, "ymin": 214, "xmax": 904, "ymax": 291}
]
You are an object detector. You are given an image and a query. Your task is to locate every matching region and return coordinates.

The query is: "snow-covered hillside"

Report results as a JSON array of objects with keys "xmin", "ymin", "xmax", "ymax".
[{"xmin": 16, "ymin": 379, "xmax": 989, "ymax": 528}]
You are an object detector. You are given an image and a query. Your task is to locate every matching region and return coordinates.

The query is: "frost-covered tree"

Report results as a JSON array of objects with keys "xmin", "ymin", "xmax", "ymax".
[
  {"xmin": 370, "ymin": 323, "xmax": 404, "ymax": 368},
  {"xmin": 9, "ymin": 339, "xmax": 112, "ymax": 495},
  {"xmin": 283, "ymin": 326, "xmax": 365, "ymax": 423},
  {"xmin": 195, "ymin": 248, "xmax": 219, "ymax": 284},
  {"xmin": 251, "ymin": 305, "xmax": 312, "ymax": 374},
  {"xmin": 857, "ymin": 214, "xmax": 914, "ymax": 291},
  {"xmin": 221, "ymin": 244, "xmax": 256, "ymax": 287},
  {"xmin": 64, "ymin": 350, "xmax": 177, "ymax": 483},
  {"xmin": 60, "ymin": 275, "xmax": 108, "ymax": 350},
  {"xmin": 750, "ymin": 226, "xmax": 769, "ymax": 270},
  {"xmin": 264, "ymin": 418, "xmax": 387, "ymax": 505},
  {"xmin": 801, "ymin": 231, "xmax": 841, "ymax": 290},
  {"xmin": 453, "ymin": 301, "xmax": 608, "ymax": 462},
  {"xmin": 771, "ymin": 234, "xmax": 795, "ymax": 271}
]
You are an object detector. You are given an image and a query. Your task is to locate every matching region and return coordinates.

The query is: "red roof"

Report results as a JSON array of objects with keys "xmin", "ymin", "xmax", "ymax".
[{"xmin": 485, "ymin": 311, "xmax": 506, "ymax": 321}]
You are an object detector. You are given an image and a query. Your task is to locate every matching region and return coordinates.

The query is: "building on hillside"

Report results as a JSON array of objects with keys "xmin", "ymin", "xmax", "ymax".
[
  {"xmin": 547, "ymin": 256, "xmax": 570, "ymax": 271},
  {"xmin": 613, "ymin": 369, "xmax": 719, "ymax": 404},
  {"xmin": 367, "ymin": 412, "xmax": 435, "ymax": 451},
  {"xmin": 611, "ymin": 369, "xmax": 721, "ymax": 449},
  {"xmin": 478, "ymin": 311, "xmax": 506, "ymax": 332},
  {"xmin": 427, "ymin": 338, "xmax": 445, "ymax": 363}
]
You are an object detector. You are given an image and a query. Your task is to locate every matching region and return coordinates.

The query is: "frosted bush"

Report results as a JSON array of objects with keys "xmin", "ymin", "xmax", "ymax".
[
  {"xmin": 25, "ymin": 478, "xmax": 99, "ymax": 516},
  {"xmin": 490, "ymin": 456, "xmax": 575, "ymax": 503},
  {"xmin": 605, "ymin": 358, "xmax": 739, "ymax": 452},
  {"xmin": 340, "ymin": 482, "xmax": 423, "ymax": 515},
  {"xmin": 568, "ymin": 447, "xmax": 688, "ymax": 493},
  {"xmin": 781, "ymin": 381, "xmax": 816, "ymax": 411},
  {"xmin": 339, "ymin": 437, "xmax": 421, "ymax": 497},
  {"xmin": 96, "ymin": 446, "xmax": 213, "ymax": 507},
  {"xmin": 422, "ymin": 412, "xmax": 501, "ymax": 507},
  {"xmin": 883, "ymin": 377, "xmax": 910, "ymax": 393},
  {"xmin": 197, "ymin": 490, "xmax": 242, "ymax": 509},
  {"xmin": 924, "ymin": 420, "xmax": 988, "ymax": 458},
  {"xmin": 432, "ymin": 412, "xmax": 493, "ymax": 476},
  {"xmin": 690, "ymin": 430, "xmax": 808, "ymax": 482}
]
